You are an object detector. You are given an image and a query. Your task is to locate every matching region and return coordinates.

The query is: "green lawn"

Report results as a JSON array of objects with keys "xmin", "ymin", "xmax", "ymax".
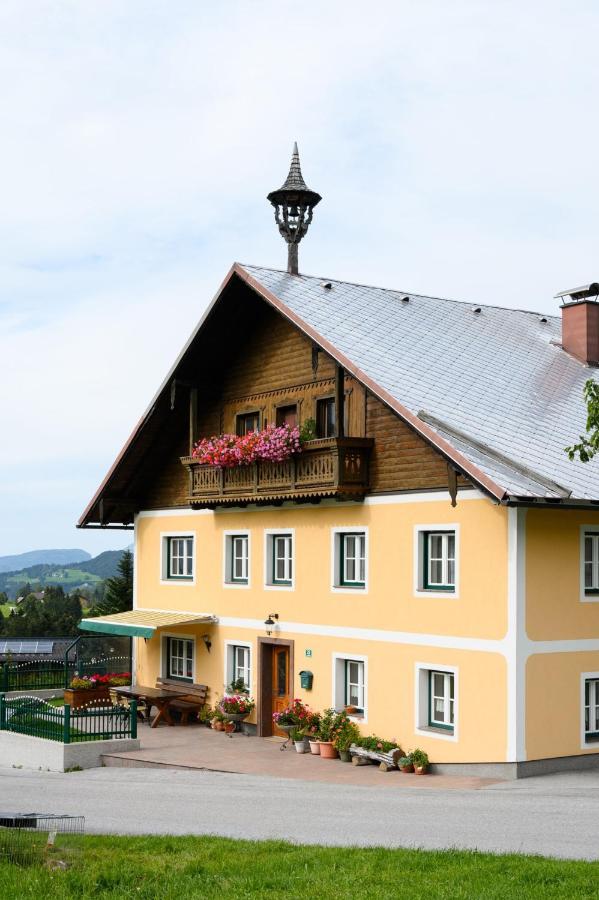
[
  {"xmin": 0, "ymin": 835, "xmax": 598, "ymax": 899},
  {"xmin": 0, "ymin": 603, "xmax": 14, "ymax": 617}
]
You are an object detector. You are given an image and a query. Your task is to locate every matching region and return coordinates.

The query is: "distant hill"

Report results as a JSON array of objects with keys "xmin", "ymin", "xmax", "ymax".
[
  {"xmin": 0, "ymin": 549, "xmax": 128, "ymax": 599},
  {"xmin": 0, "ymin": 549, "xmax": 91, "ymax": 574}
]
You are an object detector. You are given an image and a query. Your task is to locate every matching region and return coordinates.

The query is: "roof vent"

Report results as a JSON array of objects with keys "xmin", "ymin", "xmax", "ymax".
[
  {"xmin": 539, "ymin": 316, "xmax": 548, "ymax": 324},
  {"xmin": 321, "ymin": 281, "xmax": 332, "ymax": 290},
  {"xmin": 400, "ymin": 295, "xmax": 410, "ymax": 303},
  {"xmin": 555, "ymin": 282, "xmax": 599, "ymax": 364},
  {"xmin": 472, "ymin": 306, "xmax": 481, "ymax": 314}
]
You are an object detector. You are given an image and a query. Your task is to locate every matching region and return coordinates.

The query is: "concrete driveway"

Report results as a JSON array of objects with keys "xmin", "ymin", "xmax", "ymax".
[{"xmin": 2, "ymin": 766, "xmax": 599, "ymax": 860}]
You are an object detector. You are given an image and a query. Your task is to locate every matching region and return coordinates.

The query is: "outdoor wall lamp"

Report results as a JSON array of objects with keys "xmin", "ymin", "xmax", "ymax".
[
  {"xmin": 202, "ymin": 634, "xmax": 212, "ymax": 653},
  {"xmin": 264, "ymin": 613, "xmax": 279, "ymax": 636}
]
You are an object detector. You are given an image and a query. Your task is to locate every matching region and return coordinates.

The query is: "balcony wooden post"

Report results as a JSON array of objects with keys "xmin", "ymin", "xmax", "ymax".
[
  {"xmin": 189, "ymin": 388, "xmax": 198, "ymax": 456},
  {"xmin": 335, "ymin": 364, "xmax": 345, "ymax": 438}
]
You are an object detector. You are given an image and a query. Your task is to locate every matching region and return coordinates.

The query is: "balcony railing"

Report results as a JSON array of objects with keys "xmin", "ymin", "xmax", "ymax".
[{"xmin": 181, "ymin": 437, "xmax": 373, "ymax": 506}]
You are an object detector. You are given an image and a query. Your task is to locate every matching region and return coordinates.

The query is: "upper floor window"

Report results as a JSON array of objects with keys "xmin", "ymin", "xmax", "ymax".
[
  {"xmin": 583, "ymin": 532, "xmax": 599, "ymax": 597},
  {"xmin": 236, "ymin": 411, "xmax": 260, "ymax": 436},
  {"xmin": 316, "ymin": 397, "xmax": 336, "ymax": 438},
  {"xmin": 584, "ymin": 677, "xmax": 599, "ymax": 743},
  {"xmin": 265, "ymin": 531, "xmax": 294, "ymax": 588},
  {"xmin": 166, "ymin": 536, "xmax": 194, "ymax": 580},
  {"xmin": 414, "ymin": 526, "xmax": 459, "ymax": 596},
  {"xmin": 166, "ymin": 637, "xmax": 194, "ymax": 681},
  {"xmin": 276, "ymin": 405, "xmax": 297, "ymax": 428},
  {"xmin": 333, "ymin": 530, "xmax": 367, "ymax": 590}
]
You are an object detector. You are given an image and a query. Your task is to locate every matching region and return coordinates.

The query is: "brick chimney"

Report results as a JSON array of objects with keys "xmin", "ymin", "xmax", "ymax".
[{"xmin": 555, "ymin": 283, "xmax": 599, "ymax": 365}]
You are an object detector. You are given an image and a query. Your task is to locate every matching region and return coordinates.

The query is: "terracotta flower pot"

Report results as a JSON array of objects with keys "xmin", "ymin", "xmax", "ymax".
[
  {"xmin": 214, "ymin": 720, "xmax": 225, "ymax": 732},
  {"xmin": 319, "ymin": 741, "xmax": 338, "ymax": 760},
  {"xmin": 400, "ymin": 764, "xmax": 415, "ymax": 773},
  {"xmin": 224, "ymin": 721, "xmax": 235, "ymax": 734},
  {"xmin": 309, "ymin": 740, "xmax": 321, "ymax": 755},
  {"xmin": 415, "ymin": 765, "xmax": 428, "ymax": 775}
]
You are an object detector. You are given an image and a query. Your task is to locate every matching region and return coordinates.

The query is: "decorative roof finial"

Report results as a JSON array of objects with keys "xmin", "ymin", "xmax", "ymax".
[{"xmin": 267, "ymin": 143, "xmax": 321, "ymax": 275}]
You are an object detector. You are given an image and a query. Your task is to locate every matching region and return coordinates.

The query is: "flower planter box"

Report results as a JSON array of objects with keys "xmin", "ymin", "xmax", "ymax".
[
  {"xmin": 349, "ymin": 744, "xmax": 403, "ymax": 772},
  {"xmin": 64, "ymin": 687, "xmax": 111, "ymax": 709}
]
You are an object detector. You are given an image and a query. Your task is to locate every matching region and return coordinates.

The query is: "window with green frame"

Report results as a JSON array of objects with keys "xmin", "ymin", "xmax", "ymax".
[
  {"xmin": 271, "ymin": 534, "xmax": 292, "ymax": 585},
  {"xmin": 345, "ymin": 659, "xmax": 365, "ymax": 713},
  {"xmin": 584, "ymin": 533, "xmax": 599, "ymax": 596},
  {"xmin": 166, "ymin": 637, "xmax": 194, "ymax": 682},
  {"xmin": 167, "ymin": 536, "xmax": 194, "ymax": 580},
  {"xmin": 230, "ymin": 535, "xmax": 249, "ymax": 584},
  {"xmin": 423, "ymin": 531, "xmax": 455, "ymax": 591},
  {"xmin": 584, "ymin": 678, "xmax": 599, "ymax": 742},
  {"xmin": 428, "ymin": 670, "xmax": 454, "ymax": 731},
  {"xmin": 339, "ymin": 532, "xmax": 366, "ymax": 588}
]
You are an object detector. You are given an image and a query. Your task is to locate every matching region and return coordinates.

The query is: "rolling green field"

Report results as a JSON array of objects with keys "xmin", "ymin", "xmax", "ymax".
[
  {"xmin": 0, "ymin": 835, "xmax": 598, "ymax": 899},
  {"xmin": 4, "ymin": 568, "xmax": 102, "ymax": 591}
]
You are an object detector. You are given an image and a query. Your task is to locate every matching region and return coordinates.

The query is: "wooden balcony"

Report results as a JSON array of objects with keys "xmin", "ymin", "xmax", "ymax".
[{"xmin": 181, "ymin": 437, "xmax": 374, "ymax": 507}]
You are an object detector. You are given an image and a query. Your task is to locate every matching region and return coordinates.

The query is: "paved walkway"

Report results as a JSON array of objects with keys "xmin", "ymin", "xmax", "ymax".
[
  {"xmin": 102, "ymin": 723, "xmax": 498, "ymax": 790},
  {"xmin": 2, "ymin": 766, "xmax": 599, "ymax": 859}
]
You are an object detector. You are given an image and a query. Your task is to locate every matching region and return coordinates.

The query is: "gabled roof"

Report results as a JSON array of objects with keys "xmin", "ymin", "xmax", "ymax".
[{"xmin": 79, "ymin": 262, "xmax": 599, "ymax": 526}]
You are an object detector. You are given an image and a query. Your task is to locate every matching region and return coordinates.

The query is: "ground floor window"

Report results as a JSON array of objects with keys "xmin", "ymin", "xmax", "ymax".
[
  {"xmin": 228, "ymin": 644, "xmax": 251, "ymax": 692},
  {"xmin": 584, "ymin": 677, "xmax": 599, "ymax": 742},
  {"xmin": 345, "ymin": 659, "xmax": 365, "ymax": 712},
  {"xmin": 166, "ymin": 637, "xmax": 194, "ymax": 682},
  {"xmin": 429, "ymin": 670, "xmax": 455, "ymax": 730},
  {"xmin": 333, "ymin": 654, "xmax": 367, "ymax": 720}
]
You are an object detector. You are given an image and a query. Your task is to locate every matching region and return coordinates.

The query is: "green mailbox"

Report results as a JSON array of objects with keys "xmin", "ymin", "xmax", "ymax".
[{"xmin": 299, "ymin": 670, "xmax": 313, "ymax": 690}]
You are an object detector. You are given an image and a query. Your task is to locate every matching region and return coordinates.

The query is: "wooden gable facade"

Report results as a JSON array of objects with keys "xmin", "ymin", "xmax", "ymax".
[{"xmin": 81, "ymin": 271, "xmax": 470, "ymax": 526}]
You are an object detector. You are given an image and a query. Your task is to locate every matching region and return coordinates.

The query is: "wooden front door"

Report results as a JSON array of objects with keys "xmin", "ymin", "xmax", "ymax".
[{"xmin": 271, "ymin": 645, "xmax": 290, "ymax": 737}]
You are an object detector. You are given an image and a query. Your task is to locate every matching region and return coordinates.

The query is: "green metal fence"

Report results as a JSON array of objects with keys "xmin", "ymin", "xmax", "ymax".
[
  {"xmin": 0, "ymin": 695, "xmax": 137, "ymax": 743},
  {"xmin": 1, "ymin": 654, "xmax": 132, "ymax": 692}
]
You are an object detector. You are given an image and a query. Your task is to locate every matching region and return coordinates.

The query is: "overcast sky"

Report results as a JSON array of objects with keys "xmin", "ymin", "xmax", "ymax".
[{"xmin": 1, "ymin": 1, "xmax": 598, "ymax": 557}]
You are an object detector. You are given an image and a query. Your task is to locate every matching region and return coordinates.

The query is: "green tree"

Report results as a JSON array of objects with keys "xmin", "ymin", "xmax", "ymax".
[
  {"xmin": 93, "ymin": 551, "xmax": 133, "ymax": 617},
  {"xmin": 566, "ymin": 379, "xmax": 599, "ymax": 462}
]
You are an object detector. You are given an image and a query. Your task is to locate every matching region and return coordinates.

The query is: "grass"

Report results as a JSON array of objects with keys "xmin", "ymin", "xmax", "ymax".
[
  {"xmin": 4, "ymin": 568, "xmax": 101, "ymax": 589},
  {"xmin": 0, "ymin": 835, "xmax": 599, "ymax": 898},
  {"xmin": 0, "ymin": 603, "xmax": 14, "ymax": 617}
]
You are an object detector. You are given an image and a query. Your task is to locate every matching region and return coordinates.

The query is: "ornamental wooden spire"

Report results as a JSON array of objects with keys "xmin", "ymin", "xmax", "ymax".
[{"xmin": 267, "ymin": 143, "xmax": 322, "ymax": 275}]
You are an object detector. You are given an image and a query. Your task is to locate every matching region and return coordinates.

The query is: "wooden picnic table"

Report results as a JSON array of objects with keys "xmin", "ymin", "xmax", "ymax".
[{"xmin": 114, "ymin": 684, "xmax": 189, "ymax": 728}]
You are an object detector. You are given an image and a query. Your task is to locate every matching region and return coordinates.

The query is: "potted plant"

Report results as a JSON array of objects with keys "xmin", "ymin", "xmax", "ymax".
[
  {"xmin": 211, "ymin": 709, "xmax": 226, "ymax": 731},
  {"xmin": 350, "ymin": 735, "xmax": 404, "ymax": 770},
  {"xmin": 272, "ymin": 698, "xmax": 312, "ymax": 740},
  {"xmin": 227, "ymin": 677, "xmax": 249, "ymax": 695},
  {"xmin": 398, "ymin": 755, "xmax": 415, "ymax": 773},
  {"xmin": 64, "ymin": 672, "xmax": 130, "ymax": 709},
  {"xmin": 410, "ymin": 748, "xmax": 429, "ymax": 774},
  {"xmin": 317, "ymin": 708, "xmax": 350, "ymax": 759},
  {"xmin": 333, "ymin": 721, "xmax": 361, "ymax": 762},
  {"xmin": 304, "ymin": 711, "xmax": 321, "ymax": 754},
  {"xmin": 291, "ymin": 727, "xmax": 309, "ymax": 753},
  {"xmin": 219, "ymin": 695, "xmax": 255, "ymax": 733}
]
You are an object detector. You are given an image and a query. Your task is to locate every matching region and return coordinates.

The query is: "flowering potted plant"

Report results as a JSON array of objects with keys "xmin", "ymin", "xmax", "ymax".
[
  {"xmin": 64, "ymin": 672, "xmax": 131, "ymax": 709},
  {"xmin": 350, "ymin": 735, "xmax": 404, "ymax": 770},
  {"xmin": 290, "ymin": 726, "xmax": 309, "ymax": 753},
  {"xmin": 333, "ymin": 721, "xmax": 361, "ymax": 762},
  {"xmin": 305, "ymin": 712, "xmax": 322, "ymax": 754},
  {"xmin": 219, "ymin": 695, "xmax": 256, "ymax": 732},
  {"xmin": 192, "ymin": 424, "xmax": 301, "ymax": 468},
  {"xmin": 317, "ymin": 708, "xmax": 350, "ymax": 759}
]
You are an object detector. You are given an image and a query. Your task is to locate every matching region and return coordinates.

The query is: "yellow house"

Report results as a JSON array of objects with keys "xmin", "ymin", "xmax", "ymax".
[{"xmin": 78, "ymin": 151, "xmax": 599, "ymax": 777}]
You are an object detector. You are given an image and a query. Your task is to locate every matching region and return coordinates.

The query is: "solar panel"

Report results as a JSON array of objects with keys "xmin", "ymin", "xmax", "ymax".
[{"xmin": 0, "ymin": 640, "xmax": 55, "ymax": 654}]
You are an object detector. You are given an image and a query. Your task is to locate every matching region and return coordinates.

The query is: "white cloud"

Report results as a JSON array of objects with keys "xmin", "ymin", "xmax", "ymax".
[{"xmin": 1, "ymin": 0, "xmax": 598, "ymax": 553}]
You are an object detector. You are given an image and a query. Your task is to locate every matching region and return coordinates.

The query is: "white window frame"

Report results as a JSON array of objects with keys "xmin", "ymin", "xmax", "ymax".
[
  {"xmin": 413, "ymin": 524, "xmax": 460, "ymax": 598},
  {"xmin": 224, "ymin": 640, "xmax": 253, "ymax": 693},
  {"xmin": 581, "ymin": 671, "xmax": 599, "ymax": 748},
  {"xmin": 331, "ymin": 527, "xmax": 369, "ymax": 593},
  {"xmin": 160, "ymin": 532, "xmax": 196, "ymax": 586},
  {"xmin": 264, "ymin": 529, "xmax": 295, "ymax": 590},
  {"xmin": 161, "ymin": 633, "xmax": 196, "ymax": 682},
  {"xmin": 332, "ymin": 653, "xmax": 368, "ymax": 723},
  {"xmin": 580, "ymin": 526, "xmax": 599, "ymax": 602},
  {"xmin": 223, "ymin": 530, "xmax": 251, "ymax": 589},
  {"xmin": 415, "ymin": 663, "xmax": 458, "ymax": 742}
]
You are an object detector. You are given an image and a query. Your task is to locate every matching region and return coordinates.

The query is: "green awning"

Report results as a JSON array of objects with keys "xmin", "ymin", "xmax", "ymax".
[{"xmin": 78, "ymin": 609, "xmax": 217, "ymax": 639}]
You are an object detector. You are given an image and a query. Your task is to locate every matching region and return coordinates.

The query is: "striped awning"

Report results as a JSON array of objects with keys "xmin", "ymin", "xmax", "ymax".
[{"xmin": 78, "ymin": 609, "xmax": 217, "ymax": 639}]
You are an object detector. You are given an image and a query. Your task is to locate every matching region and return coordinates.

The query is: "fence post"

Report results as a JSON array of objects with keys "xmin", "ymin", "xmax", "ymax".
[
  {"xmin": 1, "ymin": 663, "xmax": 8, "ymax": 693},
  {"xmin": 130, "ymin": 700, "xmax": 137, "ymax": 740},
  {"xmin": 63, "ymin": 704, "xmax": 71, "ymax": 744},
  {"xmin": 0, "ymin": 695, "xmax": 5, "ymax": 731}
]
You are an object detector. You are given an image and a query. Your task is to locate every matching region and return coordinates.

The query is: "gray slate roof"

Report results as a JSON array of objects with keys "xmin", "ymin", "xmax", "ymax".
[{"xmin": 242, "ymin": 264, "xmax": 599, "ymax": 502}]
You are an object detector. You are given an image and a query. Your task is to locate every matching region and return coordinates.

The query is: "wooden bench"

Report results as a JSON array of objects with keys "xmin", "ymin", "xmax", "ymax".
[{"xmin": 156, "ymin": 678, "xmax": 208, "ymax": 725}]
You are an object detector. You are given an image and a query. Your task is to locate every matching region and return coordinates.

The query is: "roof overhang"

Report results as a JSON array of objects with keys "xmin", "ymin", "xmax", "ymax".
[{"xmin": 78, "ymin": 609, "xmax": 217, "ymax": 639}]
